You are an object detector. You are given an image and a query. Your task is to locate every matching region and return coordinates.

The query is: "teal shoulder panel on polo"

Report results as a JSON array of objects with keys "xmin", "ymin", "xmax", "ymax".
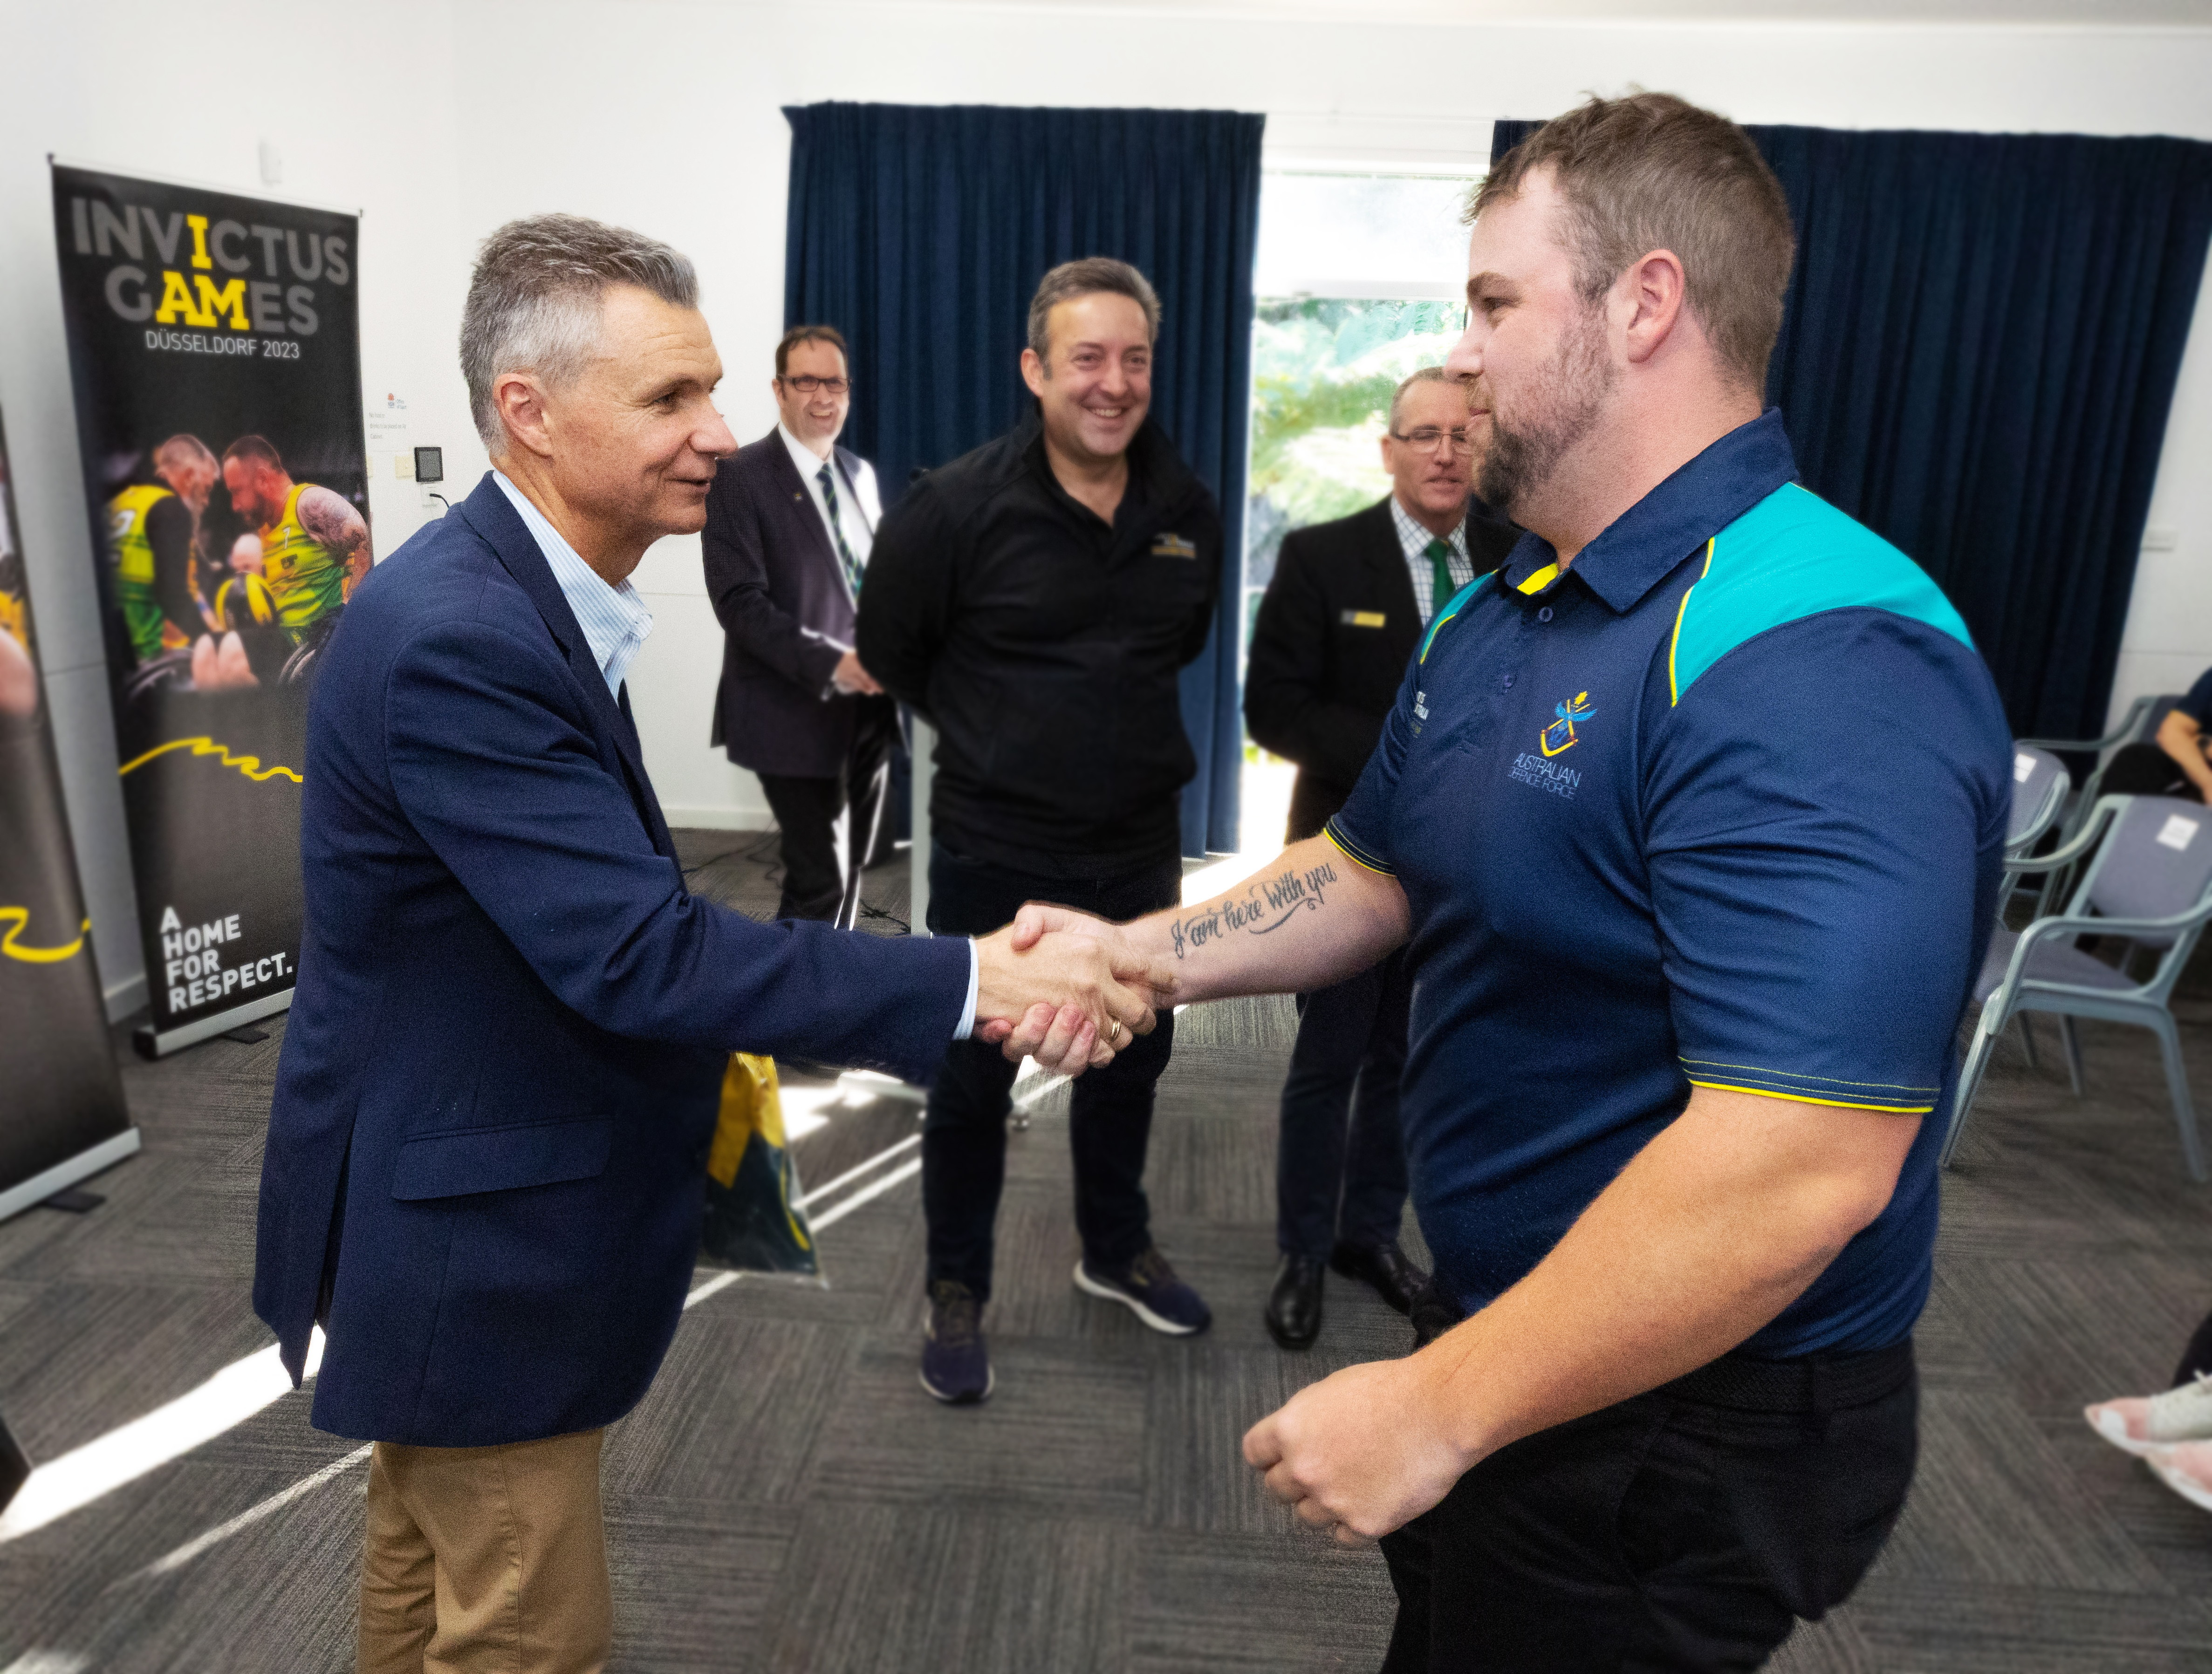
[
  {"xmin": 1418, "ymin": 572, "xmax": 1496, "ymax": 664},
  {"xmin": 1668, "ymin": 482, "xmax": 1974, "ymax": 704}
]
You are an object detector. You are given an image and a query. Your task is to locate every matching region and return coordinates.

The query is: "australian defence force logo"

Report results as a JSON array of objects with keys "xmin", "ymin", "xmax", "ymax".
[{"xmin": 1508, "ymin": 690, "xmax": 1594, "ymax": 799}]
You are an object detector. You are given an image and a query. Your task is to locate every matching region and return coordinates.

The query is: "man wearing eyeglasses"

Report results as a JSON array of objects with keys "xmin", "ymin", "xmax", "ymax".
[
  {"xmin": 1244, "ymin": 366, "xmax": 1518, "ymax": 1349},
  {"xmin": 702, "ymin": 323, "xmax": 895, "ymax": 922}
]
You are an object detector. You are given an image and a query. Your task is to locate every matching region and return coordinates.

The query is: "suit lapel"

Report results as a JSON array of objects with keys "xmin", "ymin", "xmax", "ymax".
[
  {"xmin": 1363, "ymin": 498, "xmax": 1420, "ymax": 626},
  {"xmin": 456, "ymin": 476, "xmax": 671, "ymax": 856},
  {"xmin": 762, "ymin": 427, "xmax": 844, "ymax": 591}
]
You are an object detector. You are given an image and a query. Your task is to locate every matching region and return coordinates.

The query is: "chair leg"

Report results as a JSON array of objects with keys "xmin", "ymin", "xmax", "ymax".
[
  {"xmin": 1942, "ymin": 1014, "xmax": 2004, "ymax": 1169},
  {"xmin": 2149, "ymin": 1014, "xmax": 2209, "ymax": 1184},
  {"xmin": 2059, "ymin": 1014, "xmax": 2087, "ymax": 1098},
  {"xmin": 2017, "ymin": 1013, "xmax": 2040, "ymax": 1071}
]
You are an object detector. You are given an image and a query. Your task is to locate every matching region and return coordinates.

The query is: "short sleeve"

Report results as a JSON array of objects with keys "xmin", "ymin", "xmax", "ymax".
[
  {"xmin": 1647, "ymin": 608, "xmax": 2011, "ymax": 1114},
  {"xmin": 2178, "ymin": 666, "xmax": 2212, "ymax": 726},
  {"xmin": 1322, "ymin": 651, "xmax": 1420, "ymax": 877}
]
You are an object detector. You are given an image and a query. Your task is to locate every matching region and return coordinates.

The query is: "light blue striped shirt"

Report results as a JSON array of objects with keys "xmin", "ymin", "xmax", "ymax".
[{"xmin": 493, "ymin": 471, "xmax": 653, "ymax": 699}]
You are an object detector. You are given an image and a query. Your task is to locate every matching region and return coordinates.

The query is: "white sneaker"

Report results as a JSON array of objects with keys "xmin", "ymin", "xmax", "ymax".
[
  {"xmin": 2147, "ymin": 1441, "xmax": 2212, "ymax": 1514},
  {"xmin": 2085, "ymin": 1371, "xmax": 2212, "ymax": 1457}
]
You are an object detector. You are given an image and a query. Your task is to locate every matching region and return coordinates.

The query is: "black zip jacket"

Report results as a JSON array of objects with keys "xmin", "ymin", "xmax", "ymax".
[{"xmin": 857, "ymin": 414, "xmax": 1221, "ymax": 871}]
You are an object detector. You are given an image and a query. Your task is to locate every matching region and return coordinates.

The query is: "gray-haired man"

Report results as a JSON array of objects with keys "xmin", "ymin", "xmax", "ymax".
[
  {"xmin": 858, "ymin": 257, "xmax": 1224, "ymax": 1404},
  {"xmin": 252, "ymin": 218, "xmax": 1172, "ymax": 1672}
]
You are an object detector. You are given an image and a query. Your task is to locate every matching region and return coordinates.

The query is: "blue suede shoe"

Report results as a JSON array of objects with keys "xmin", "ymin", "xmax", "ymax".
[
  {"xmin": 919, "ymin": 1279, "xmax": 993, "ymax": 1404},
  {"xmin": 1075, "ymin": 1247, "xmax": 1212, "ymax": 1336}
]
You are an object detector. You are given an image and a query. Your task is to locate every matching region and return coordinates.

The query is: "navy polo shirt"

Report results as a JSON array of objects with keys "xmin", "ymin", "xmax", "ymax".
[{"xmin": 1326, "ymin": 411, "xmax": 2012, "ymax": 1356}]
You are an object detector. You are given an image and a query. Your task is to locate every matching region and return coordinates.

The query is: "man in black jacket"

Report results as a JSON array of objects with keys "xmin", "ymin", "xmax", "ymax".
[
  {"xmin": 702, "ymin": 324, "xmax": 894, "ymax": 922},
  {"xmin": 860, "ymin": 258, "xmax": 1220, "ymax": 1403},
  {"xmin": 1244, "ymin": 366, "xmax": 1518, "ymax": 1349}
]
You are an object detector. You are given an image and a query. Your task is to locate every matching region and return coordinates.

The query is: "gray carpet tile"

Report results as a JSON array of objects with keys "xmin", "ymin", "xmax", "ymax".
[
  {"xmin": 759, "ymin": 1502, "xmax": 1134, "ymax": 1674},
  {"xmin": 1122, "ymin": 1529, "xmax": 1396, "ymax": 1674},
  {"xmin": 605, "ymin": 1497, "xmax": 800, "ymax": 1674},
  {"xmin": 6, "ymin": 833, "xmax": 2212, "ymax": 1671}
]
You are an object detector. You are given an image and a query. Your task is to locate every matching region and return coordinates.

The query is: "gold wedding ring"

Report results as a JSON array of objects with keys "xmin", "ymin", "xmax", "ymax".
[{"xmin": 1108, "ymin": 1016, "xmax": 1125, "ymax": 1045}]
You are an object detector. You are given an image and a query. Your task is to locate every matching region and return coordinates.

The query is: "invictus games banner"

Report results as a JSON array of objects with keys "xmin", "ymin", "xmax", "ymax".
[
  {"xmin": 0, "ymin": 408, "xmax": 137, "ymax": 1223},
  {"xmin": 52, "ymin": 163, "xmax": 370, "ymax": 1055}
]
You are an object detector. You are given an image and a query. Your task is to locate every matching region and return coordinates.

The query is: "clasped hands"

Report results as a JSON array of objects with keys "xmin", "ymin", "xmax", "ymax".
[{"xmin": 969, "ymin": 902, "xmax": 1169, "ymax": 1076}]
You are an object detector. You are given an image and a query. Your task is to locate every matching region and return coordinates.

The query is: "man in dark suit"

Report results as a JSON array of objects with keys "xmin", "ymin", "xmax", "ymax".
[
  {"xmin": 253, "ymin": 214, "xmax": 1168, "ymax": 1674},
  {"xmin": 703, "ymin": 324, "xmax": 895, "ymax": 922},
  {"xmin": 1244, "ymin": 366, "xmax": 1518, "ymax": 1349}
]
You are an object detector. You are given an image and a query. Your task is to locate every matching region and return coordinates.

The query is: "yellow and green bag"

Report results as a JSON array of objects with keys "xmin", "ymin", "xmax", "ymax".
[{"xmin": 698, "ymin": 1053, "xmax": 819, "ymax": 1277}]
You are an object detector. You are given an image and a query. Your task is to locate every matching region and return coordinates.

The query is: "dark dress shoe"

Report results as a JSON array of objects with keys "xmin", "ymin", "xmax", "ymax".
[
  {"xmin": 1330, "ymin": 1240, "xmax": 1428, "ymax": 1317},
  {"xmin": 1265, "ymin": 1253, "xmax": 1326, "ymax": 1350}
]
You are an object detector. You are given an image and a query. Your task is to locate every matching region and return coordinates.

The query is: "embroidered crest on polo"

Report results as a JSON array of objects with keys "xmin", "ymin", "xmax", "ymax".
[
  {"xmin": 1540, "ymin": 690, "xmax": 1596, "ymax": 757},
  {"xmin": 1150, "ymin": 533, "xmax": 1197, "ymax": 560}
]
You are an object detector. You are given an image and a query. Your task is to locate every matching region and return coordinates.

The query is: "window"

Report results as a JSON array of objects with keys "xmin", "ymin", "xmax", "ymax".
[
  {"xmin": 1226, "ymin": 169, "xmax": 1477, "ymax": 855},
  {"xmin": 1246, "ymin": 171, "xmax": 1478, "ymax": 623}
]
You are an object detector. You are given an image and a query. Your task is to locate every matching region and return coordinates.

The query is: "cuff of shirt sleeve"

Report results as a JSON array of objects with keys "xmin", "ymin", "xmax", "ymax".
[
  {"xmin": 951, "ymin": 938, "xmax": 979, "ymax": 1041},
  {"xmin": 1323, "ymin": 817, "xmax": 1395, "ymax": 877}
]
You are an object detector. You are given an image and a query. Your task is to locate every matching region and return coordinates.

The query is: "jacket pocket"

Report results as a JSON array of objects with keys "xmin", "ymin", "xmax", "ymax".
[{"xmin": 390, "ymin": 1115, "xmax": 614, "ymax": 1201}]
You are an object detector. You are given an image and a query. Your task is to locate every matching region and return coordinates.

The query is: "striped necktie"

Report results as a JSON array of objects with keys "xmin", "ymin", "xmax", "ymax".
[
  {"xmin": 1424, "ymin": 537, "xmax": 1455, "ymax": 623},
  {"xmin": 817, "ymin": 462, "xmax": 863, "ymax": 597}
]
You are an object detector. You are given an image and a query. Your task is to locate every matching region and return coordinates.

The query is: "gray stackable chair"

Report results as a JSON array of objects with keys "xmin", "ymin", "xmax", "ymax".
[
  {"xmin": 2017, "ymin": 692, "xmax": 2175, "ymax": 767},
  {"xmin": 1942, "ymin": 793, "xmax": 2212, "ymax": 1182},
  {"xmin": 2019, "ymin": 696, "xmax": 2184, "ymax": 916},
  {"xmin": 2004, "ymin": 743, "xmax": 2068, "ymax": 868}
]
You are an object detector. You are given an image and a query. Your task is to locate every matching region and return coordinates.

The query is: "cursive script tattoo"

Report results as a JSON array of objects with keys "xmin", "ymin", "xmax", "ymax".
[{"xmin": 1168, "ymin": 861, "xmax": 1339, "ymax": 958}]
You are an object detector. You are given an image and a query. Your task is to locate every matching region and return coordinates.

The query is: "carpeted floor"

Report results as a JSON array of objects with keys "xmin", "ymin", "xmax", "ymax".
[{"xmin": 0, "ymin": 830, "xmax": 2208, "ymax": 1671}]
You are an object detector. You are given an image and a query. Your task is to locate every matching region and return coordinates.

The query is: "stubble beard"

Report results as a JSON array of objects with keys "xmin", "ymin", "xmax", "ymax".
[{"xmin": 1477, "ymin": 301, "xmax": 1617, "ymax": 521}]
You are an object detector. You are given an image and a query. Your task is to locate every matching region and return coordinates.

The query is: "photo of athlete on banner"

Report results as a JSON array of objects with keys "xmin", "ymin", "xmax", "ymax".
[{"xmin": 51, "ymin": 163, "xmax": 371, "ymax": 1054}]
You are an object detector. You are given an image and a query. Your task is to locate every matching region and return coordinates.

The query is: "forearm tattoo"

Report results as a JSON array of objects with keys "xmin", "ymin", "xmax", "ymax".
[{"xmin": 1168, "ymin": 859, "xmax": 1339, "ymax": 959}]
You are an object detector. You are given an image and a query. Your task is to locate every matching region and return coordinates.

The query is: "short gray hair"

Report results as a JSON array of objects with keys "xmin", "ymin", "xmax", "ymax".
[
  {"xmin": 460, "ymin": 213, "xmax": 700, "ymax": 451},
  {"xmin": 1026, "ymin": 257, "xmax": 1160, "ymax": 362},
  {"xmin": 1389, "ymin": 367, "xmax": 1455, "ymax": 431}
]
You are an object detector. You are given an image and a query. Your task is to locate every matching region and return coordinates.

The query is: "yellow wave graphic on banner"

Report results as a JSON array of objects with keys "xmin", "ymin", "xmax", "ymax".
[
  {"xmin": 0, "ymin": 909, "xmax": 90, "ymax": 964},
  {"xmin": 118, "ymin": 736, "xmax": 303, "ymax": 785}
]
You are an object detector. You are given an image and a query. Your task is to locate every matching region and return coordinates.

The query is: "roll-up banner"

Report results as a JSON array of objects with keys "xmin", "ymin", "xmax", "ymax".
[
  {"xmin": 0, "ymin": 408, "xmax": 138, "ymax": 1225},
  {"xmin": 50, "ymin": 163, "xmax": 370, "ymax": 1057}
]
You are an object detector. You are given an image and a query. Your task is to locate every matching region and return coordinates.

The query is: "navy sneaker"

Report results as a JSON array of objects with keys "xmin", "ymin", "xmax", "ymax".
[
  {"xmin": 919, "ymin": 1279, "xmax": 993, "ymax": 1404},
  {"xmin": 1074, "ymin": 1246, "xmax": 1212, "ymax": 1336}
]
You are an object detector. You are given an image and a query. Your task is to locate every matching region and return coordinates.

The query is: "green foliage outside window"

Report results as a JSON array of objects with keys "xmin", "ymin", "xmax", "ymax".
[{"xmin": 1245, "ymin": 298, "xmax": 1466, "ymax": 607}]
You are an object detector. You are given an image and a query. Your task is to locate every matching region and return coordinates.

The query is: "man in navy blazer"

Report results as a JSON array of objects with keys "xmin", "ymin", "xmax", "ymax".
[
  {"xmin": 253, "ymin": 214, "xmax": 1166, "ymax": 1673},
  {"xmin": 703, "ymin": 323, "xmax": 895, "ymax": 922}
]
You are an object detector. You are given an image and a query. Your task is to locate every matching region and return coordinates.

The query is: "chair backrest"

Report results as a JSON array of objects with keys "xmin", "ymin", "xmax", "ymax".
[
  {"xmin": 2006, "ymin": 745, "xmax": 2068, "ymax": 850},
  {"xmin": 2075, "ymin": 795, "xmax": 2212, "ymax": 926},
  {"xmin": 2132, "ymin": 695, "xmax": 2185, "ymax": 747}
]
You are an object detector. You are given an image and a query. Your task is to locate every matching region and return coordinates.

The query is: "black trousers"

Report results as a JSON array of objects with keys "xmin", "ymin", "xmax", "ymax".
[
  {"xmin": 2099, "ymin": 742, "xmax": 2204, "ymax": 801},
  {"xmin": 1381, "ymin": 1300, "xmax": 1917, "ymax": 1673},
  {"xmin": 755, "ymin": 700, "xmax": 896, "ymax": 922},
  {"xmin": 922, "ymin": 842, "xmax": 1182, "ymax": 1300},
  {"xmin": 1276, "ymin": 951, "xmax": 1411, "ymax": 1258}
]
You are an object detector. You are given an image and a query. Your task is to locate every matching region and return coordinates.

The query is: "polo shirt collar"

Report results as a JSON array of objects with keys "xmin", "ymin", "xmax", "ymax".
[{"xmin": 1499, "ymin": 408, "xmax": 1798, "ymax": 613}]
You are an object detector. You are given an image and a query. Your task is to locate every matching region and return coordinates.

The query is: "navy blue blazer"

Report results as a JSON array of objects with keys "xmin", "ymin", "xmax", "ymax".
[{"xmin": 254, "ymin": 474, "xmax": 969, "ymax": 1447}]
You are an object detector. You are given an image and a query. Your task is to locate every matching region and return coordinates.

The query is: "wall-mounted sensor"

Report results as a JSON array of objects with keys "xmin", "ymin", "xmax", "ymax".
[{"xmin": 414, "ymin": 447, "xmax": 444, "ymax": 485}]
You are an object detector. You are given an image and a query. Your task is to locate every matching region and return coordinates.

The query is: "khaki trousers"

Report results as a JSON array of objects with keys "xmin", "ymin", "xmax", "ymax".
[{"xmin": 357, "ymin": 1428, "xmax": 612, "ymax": 1674}]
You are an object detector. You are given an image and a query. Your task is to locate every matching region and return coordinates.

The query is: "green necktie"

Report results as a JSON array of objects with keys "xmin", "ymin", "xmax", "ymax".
[{"xmin": 1425, "ymin": 537, "xmax": 1455, "ymax": 622}]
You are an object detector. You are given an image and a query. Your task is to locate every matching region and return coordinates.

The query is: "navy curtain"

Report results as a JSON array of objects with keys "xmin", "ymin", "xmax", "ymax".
[
  {"xmin": 1492, "ymin": 120, "xmax": 2212, "ymax": 740},
  {"xmin": 784, "ymin": 102, "xmax": 1265, "ymax": 855}
]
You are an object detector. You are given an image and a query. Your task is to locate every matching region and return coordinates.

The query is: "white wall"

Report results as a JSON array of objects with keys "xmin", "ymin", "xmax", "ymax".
[{"xmin": 5, "ymin": 0, "xmax": 2212, "ymax": 1012}]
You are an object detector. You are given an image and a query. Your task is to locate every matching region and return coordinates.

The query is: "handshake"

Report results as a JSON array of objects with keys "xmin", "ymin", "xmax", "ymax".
[{"xmin": 969, "ymin": 904, "xmax": 1171, "ymax": 1077}]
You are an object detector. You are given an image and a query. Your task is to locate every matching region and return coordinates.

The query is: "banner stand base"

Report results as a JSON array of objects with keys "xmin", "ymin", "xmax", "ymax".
[
  {"xmin": 0, "ymin": 1127, "xmax": 142, "ymax": 1228},
  {"xmin": 133, "ymin": 988, "xmax": 292, "ymax": 1060}
]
